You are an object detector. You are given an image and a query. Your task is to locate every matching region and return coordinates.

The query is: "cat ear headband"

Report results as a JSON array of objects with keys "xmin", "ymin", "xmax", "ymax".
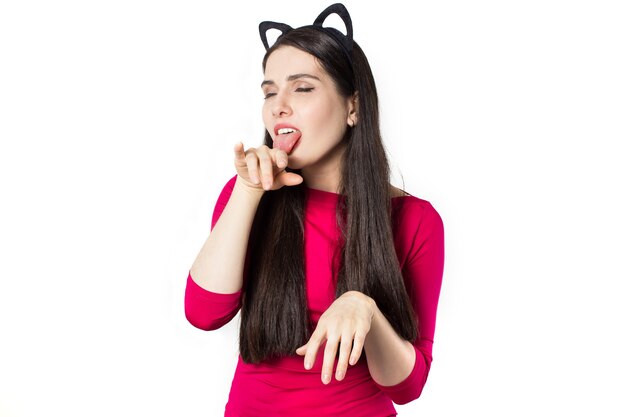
[{"xmin": 259, "ymin": 3, "xmax": 354, "ymax": 65}]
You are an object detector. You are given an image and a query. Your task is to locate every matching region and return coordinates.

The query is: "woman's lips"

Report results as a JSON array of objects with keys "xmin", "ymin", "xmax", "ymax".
[{"xmin": 273, "ymin": 131, "xmax": 302, "ymax": 154}]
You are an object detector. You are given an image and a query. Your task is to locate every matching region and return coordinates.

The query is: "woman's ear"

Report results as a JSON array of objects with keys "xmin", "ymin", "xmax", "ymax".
[{"xmin": 347, "ymin": 91, "xmax": 359, "ymax": 127}]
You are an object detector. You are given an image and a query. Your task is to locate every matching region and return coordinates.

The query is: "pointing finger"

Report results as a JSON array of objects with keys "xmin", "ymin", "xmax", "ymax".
[{"xmin": 234, "ymin": 142, "xmax": 246, "ymax": 160}]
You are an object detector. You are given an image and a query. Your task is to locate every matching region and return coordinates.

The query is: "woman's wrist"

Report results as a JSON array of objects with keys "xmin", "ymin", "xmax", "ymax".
[{"xmin": 233, "ymin": 175, "xmax": 266, "ymax": 199}]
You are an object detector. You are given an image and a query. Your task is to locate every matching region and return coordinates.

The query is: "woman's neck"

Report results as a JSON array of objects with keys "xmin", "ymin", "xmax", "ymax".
[
  {"xmin": 302, "ymin": 170, "xmax": 341, "ymax": 194},
  {"xmin": 301, "ymin": 142, "xmax": 346, "ymax": 193}
]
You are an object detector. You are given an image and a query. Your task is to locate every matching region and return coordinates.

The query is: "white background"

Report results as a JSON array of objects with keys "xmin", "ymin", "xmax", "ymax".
[{"xmin": 1, "ymin": 0, "xmax": 625, "ymax": 415}]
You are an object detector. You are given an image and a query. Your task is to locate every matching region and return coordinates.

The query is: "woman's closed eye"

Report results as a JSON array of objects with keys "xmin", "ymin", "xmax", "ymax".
[{"xmin": 263, "ymin": 87, "xmax": 314, "ymax": 100}]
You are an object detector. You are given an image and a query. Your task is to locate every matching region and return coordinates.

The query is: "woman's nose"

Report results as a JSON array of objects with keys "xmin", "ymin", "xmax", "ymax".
[{"xmin": 272, "ymin": 93, "xmax": 292, "ymax": 117}]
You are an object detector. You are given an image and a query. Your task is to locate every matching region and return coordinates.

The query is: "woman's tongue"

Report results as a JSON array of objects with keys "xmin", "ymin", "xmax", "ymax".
[{"xmin": 273, "ymin": 131, "xmax": 302, "ymax": 154}]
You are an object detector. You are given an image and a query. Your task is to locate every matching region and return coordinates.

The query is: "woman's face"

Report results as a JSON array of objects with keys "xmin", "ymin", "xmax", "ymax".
[{"xmin": 261, "ymin": 46, "xmax": 357, "ymax": 172}]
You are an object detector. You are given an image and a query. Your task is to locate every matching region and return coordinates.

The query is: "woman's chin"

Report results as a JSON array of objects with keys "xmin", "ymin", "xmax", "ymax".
[{"xmin": 287, "ymin": 157, "xmax": 305, "ymax": 171}]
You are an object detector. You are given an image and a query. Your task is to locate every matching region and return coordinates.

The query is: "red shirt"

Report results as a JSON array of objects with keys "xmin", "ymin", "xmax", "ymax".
[{"xmin": 185, "ymin": 175, "xmax": 445, "ymax": 416}]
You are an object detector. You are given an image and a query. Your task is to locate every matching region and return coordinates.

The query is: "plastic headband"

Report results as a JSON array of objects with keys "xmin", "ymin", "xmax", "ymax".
[{"xmin": 259, "ymin": 3, "xmax": 354, "ymax": 65}]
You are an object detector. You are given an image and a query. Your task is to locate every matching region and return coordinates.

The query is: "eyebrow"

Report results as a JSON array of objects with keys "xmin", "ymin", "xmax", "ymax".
[{"xmin": 261, "ymin": 73, "xmax": 321, "ymax": 88}]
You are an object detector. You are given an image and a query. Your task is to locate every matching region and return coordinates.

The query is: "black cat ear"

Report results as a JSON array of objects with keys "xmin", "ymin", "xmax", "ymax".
[
  {"xmin": 259, "ymin": 21, "xmax": 293, "ymax": 51},
  {"xmin": 312, "ymin": 3, "xmax": 353, "ymax": 54}
]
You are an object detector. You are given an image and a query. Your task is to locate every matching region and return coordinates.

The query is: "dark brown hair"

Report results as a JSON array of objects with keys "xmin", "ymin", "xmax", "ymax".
[{"xmin": 240, "ymin": 27, "xmax": 417, "ymax": 363}]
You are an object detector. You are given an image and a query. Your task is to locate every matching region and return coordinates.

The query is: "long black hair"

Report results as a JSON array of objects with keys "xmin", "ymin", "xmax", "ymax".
[{"xmin": 239, "ymin": 27, "xmax": 418, "ymax": 364}]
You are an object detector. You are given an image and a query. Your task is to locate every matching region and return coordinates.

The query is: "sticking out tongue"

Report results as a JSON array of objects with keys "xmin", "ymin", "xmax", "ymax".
[{"xmin": 273, "ymin": 131, "xmax": 302, "ymax": 154}]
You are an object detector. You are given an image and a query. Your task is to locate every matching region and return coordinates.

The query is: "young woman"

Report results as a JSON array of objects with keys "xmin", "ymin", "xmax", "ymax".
[{"xmin": 184, "ymin": 4, "xmax": 445, "ymax": 416}]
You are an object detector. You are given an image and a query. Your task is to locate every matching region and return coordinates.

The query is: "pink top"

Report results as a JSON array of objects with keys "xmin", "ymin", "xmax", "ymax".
[{"xmin": 185, "ymin": 175, "xmax": 445, "ymax": 417}]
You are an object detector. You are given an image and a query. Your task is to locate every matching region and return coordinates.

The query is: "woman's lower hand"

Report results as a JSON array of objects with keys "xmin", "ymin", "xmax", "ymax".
[
  {"xmin": 295, "ymin": 291, "xmax": 376, "ymax": 384},
  {"xmin": 233, "ymin": 142, "xmax": 303, "ymax": 191}
]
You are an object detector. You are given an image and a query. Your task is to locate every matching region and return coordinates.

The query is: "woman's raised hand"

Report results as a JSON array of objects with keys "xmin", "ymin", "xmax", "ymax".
[{"xmin": 234, "ymin": 142, "xmax": 303, "ymax": 191}]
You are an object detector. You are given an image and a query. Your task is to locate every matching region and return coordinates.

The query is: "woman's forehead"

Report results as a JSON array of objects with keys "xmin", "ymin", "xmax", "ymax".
[{"xmin": 264, "ymin": 46, "xmax": 326, "ymax": 80}]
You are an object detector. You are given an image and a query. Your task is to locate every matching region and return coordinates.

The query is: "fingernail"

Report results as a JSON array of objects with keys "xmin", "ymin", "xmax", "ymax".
[
  {"xmin": 304, "ymin": 361, "xmax": 311, "ymax": 370},
  {"xmin": 336, "ymin": 371, "xmax": 344, "ymax": 380},
  {"xmin": 322, "ymin": 374, "xmax": 330, "ymax": 384}
]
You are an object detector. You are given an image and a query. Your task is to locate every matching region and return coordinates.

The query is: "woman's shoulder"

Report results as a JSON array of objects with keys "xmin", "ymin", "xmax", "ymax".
[{"xmin": 390, "ymin": 185, "xmax": 443, "ymax": 228}]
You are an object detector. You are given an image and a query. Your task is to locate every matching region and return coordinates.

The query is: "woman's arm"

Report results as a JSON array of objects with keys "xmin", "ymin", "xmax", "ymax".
[
  {"xmin": 189, "ymin": 176, "xmax": 263, "ymax": 294},
  {"xmin": 368, "ymin": 200, "xmax": 445, "ymax": 403},
  {"xmin": 185, "ymin": 174, "xmax": 260, "ymax": 330},
  {"xmin": 363, "ymin": 302, "xmax": 417, "ymax": 386},
  {"xmin": 185, "ymin": 143, "xmax": 303, "ymax": 330}
]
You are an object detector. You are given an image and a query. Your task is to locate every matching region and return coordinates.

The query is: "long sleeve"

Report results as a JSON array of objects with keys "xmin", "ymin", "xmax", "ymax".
[
  {"xmin": 373, "ymin": 199, "xmax": 445, "ymax": 404},
  {"xmin": 184, "ymin": 175, "xmax": 244, "ymax": 331}
]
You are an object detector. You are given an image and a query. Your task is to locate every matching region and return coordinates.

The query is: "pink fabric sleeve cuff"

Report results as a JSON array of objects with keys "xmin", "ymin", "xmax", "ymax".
[
  {"xmin": 184, "ymin": 271, "xmax": 242, "ymax": 331},
  {"xmin": 371, "ymin": 344, "xmax": 431, "ymax": 405}
]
